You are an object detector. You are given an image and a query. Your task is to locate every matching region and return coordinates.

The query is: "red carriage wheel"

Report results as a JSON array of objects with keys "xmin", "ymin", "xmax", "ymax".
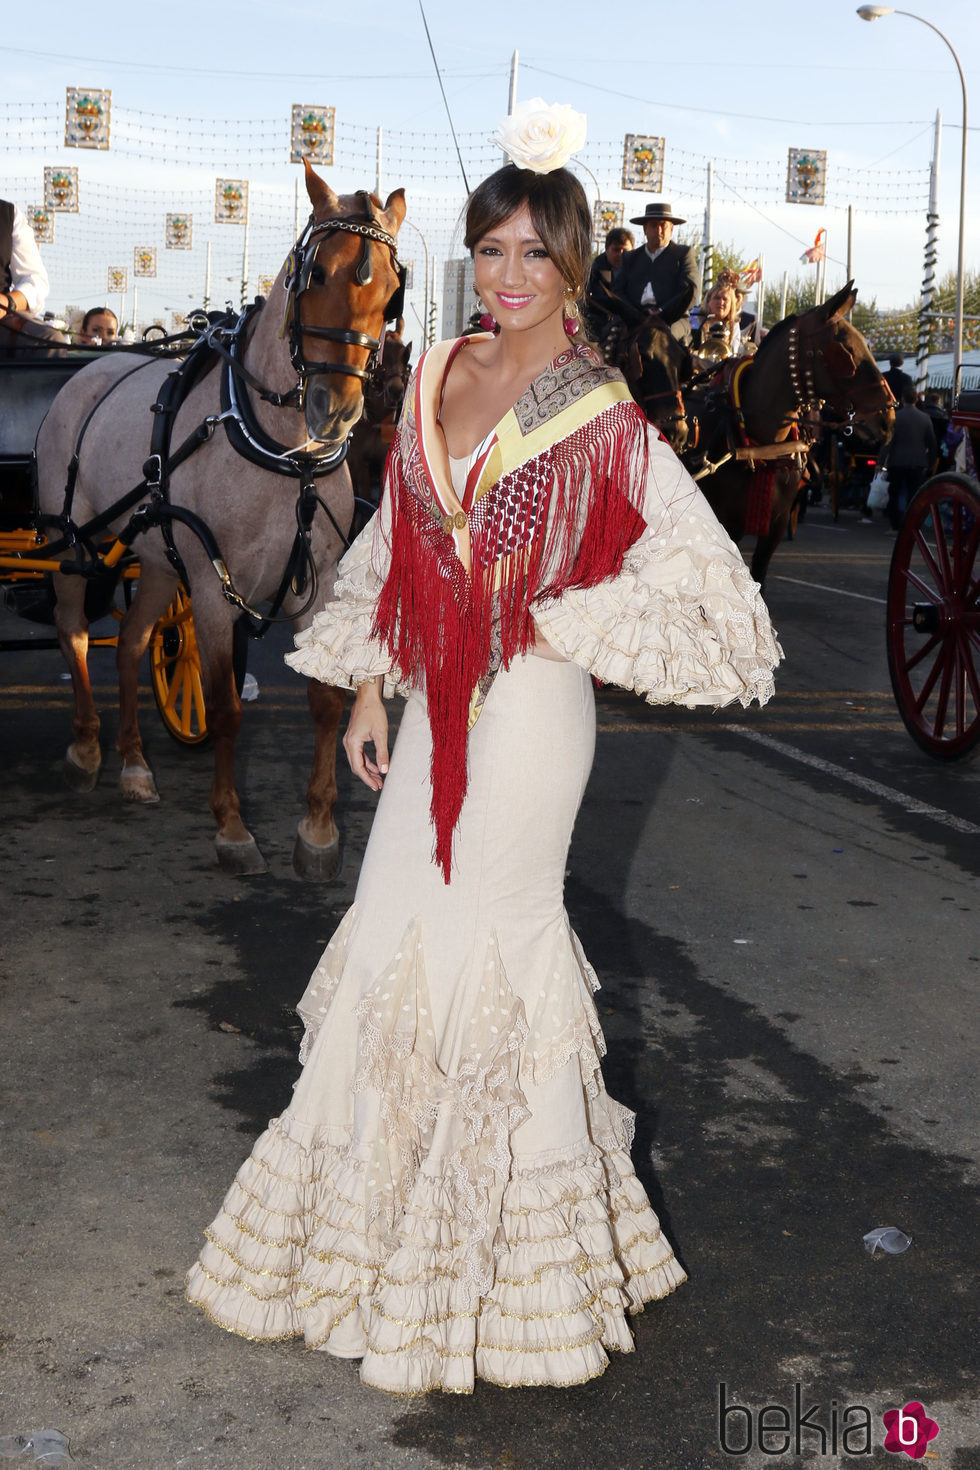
[{"xmin": 886, "ymin": 473, "xmax": 980, "ymax": 761}]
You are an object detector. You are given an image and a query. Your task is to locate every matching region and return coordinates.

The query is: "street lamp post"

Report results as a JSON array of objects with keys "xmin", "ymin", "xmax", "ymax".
[{"xmin": 857, "ymin": 6, "xmax": 968, "ymax": 393}]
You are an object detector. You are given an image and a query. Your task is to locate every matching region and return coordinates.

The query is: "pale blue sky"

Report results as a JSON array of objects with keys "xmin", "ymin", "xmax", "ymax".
[{"xmin": 2, "ymin": 1, "xmax": 977, "ymax": 321}]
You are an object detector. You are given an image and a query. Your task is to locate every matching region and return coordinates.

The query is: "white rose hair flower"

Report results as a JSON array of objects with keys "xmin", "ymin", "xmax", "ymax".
[{"xmin": 490, "ymin": 97, "xmax": 587, "ymax": 175}]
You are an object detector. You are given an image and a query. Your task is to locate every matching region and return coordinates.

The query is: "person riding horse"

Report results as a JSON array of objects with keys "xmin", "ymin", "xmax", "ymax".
[
  {"xmin": 583, "ymin": 226, "xmax": 634, "ymax": 348},
  {"xmin": 610, "ymin": 202, "xmax": 700, "ymax": 344}
]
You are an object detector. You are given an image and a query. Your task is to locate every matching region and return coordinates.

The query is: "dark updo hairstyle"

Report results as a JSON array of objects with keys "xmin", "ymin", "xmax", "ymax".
[{"xmin": 463, "ymin": 165, "xmax": 593, "ymax": 301}]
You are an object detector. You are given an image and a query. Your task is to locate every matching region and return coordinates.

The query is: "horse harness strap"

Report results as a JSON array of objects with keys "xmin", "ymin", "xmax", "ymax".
[
  {"xmin": 728, "ymin": 358, "xmax": 805, "ymax": 538},
  {"xmin": 41, "ymin": 317, "xmax": 353, "ymax": 625},
  {"xmin": 282, "ymin": 200, "xmax": 407, "ymax": 403}
]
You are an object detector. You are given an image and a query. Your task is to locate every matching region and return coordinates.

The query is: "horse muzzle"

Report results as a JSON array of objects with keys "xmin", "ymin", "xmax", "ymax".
[{"xmin": 304, "ymin": 379, "xmax": 364, "ymax": 448}]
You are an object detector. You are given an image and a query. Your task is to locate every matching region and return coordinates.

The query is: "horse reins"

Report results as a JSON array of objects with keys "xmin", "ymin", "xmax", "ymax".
[{"xmin": 786, "ymin": 317, "xmax": 894, "ymax": 434}]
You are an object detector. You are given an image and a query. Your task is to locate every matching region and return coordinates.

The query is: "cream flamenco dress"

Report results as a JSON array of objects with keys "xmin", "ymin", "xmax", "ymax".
[{"xmin": 186, "ymin": 338, "xmax": 781, "ymax": 1395}]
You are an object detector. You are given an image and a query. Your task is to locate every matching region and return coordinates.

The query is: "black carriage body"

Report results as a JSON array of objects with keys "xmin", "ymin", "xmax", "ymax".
[{"xmin": 0, "ymin": 351, "xmax": 102, "ymax": 529}]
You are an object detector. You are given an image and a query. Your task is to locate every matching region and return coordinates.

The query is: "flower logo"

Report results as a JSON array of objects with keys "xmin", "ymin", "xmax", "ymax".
[
  {"xmin": 491, "ymin": 97, "xmax": 587, "ymax": 174},
  {"xmin": 883, "ymin": 1402, "xmax": 939, "ymax": 1459}
]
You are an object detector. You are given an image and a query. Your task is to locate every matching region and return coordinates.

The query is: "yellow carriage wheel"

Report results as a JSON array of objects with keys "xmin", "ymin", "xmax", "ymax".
[{"xmin": 149, "ymin": 587, "xmax": 209, "ymax": 745}]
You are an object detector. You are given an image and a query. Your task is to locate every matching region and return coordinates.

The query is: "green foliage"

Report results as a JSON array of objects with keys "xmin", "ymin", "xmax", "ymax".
[
  {"xmin": 858, "ymin": 269, "xmax": 980, "ymax": 356},
  {"xmin": 678, "ymin": 236, "xmax": 748, "ymax": 297}
]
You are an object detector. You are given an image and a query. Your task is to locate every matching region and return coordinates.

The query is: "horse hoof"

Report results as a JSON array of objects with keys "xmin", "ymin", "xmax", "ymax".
[
  {"xmin": 120, "ymin": 765, "xmax": 160, "ymax": 804},
  {"xmin": 293, "ymin": 830, "xmax": 341, "ymax": 882},
  {"xmin": 216, "ymin": 835, "xmax": 268, "ymax": 877},
  {"xmin": 63, "ymin": 754, "xmax": 99, "ymax": 792}
]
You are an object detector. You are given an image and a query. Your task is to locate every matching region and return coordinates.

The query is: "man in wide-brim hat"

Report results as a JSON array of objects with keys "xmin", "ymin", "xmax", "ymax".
[{"xmin": 611, "ymin": 201, "xmax": 700, "ymax": 343}]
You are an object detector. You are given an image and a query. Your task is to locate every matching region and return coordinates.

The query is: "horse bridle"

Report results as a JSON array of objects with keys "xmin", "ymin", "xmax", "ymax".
[
  {"xmin": 282, "ymin": 191, "xmax": 406, "ymax": 408},
  {"xmin": 786, "ymin": 317, "xmax": 893, "ymax": 434}
]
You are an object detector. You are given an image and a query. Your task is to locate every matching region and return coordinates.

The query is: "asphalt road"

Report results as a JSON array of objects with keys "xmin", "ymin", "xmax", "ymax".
[{"xmin": 0, "ymin": 502, "xmax": 977, "ymax": 1470}]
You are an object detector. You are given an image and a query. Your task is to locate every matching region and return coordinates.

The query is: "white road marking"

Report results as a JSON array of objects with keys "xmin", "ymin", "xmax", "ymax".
[
  {"xmin": 725, "ymin": 725, "xmax": 980, "ymax": 836},
  {"xmin": 771, "ymin": 574, "xmax": 887, "ymax": 604}
]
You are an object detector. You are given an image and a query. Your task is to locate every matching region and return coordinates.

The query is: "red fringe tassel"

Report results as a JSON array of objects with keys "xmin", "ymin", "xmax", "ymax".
[{"xmin": 372, "ymin": 402, "xmax": 649, "ymax": 882}]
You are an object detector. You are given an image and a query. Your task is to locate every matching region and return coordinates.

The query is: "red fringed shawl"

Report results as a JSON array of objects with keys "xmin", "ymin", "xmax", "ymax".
[{"xmin": 371, "ymin": 339, "xmax": 650, "ymax": 882}]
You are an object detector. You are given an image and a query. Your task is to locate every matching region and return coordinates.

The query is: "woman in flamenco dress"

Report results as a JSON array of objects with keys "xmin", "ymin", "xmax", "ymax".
[{"xmin": 186, "ymin": 100, "xmax": 782, "ymax": 1396}]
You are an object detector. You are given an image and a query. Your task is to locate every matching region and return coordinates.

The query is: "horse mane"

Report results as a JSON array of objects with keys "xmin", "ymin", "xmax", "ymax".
[{"xmin": 753, "ymin": 310, "xmax": 797, "ymax": 361}]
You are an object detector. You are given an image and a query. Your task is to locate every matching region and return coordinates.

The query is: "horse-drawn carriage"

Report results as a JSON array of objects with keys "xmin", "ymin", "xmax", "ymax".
[{"xmin": 886, "ymin": 388, "xmax": 980, "ymax": 760}]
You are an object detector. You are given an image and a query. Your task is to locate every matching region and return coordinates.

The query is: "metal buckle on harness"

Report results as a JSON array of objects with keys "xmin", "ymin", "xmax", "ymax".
[{"xmin": 142, "ymin": 453, "xmax": 163, "ymax": 491}]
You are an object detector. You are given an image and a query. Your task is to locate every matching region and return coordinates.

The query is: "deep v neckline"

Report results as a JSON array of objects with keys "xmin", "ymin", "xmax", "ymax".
[{"xmin": 437, "ymin": 336, "xmax": 574, "ymax": 464}]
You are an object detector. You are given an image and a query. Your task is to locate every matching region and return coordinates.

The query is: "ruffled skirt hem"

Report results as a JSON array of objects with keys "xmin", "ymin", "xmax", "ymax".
[{"xmin": 185, "ymin": 1118, "xmax": 686, "ymax": 1396}]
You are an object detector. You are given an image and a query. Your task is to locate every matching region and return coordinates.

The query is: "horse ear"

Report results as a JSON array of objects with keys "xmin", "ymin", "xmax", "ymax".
[
  {"xmin": 303, "ymin": 156, "xmax": 339, "ymax": 217},
  {"xmin": 823, "ymin": 339, "xmax": 857, "ymax": 378},
  {"xmin": 404, "ymin": 341, "xmax": 413, "ymax": 360},
  {"xmin": 821, "ymin": 279, "xmax": 857, "ymax": 321},
  {"xmin": 381, "ymin": 188, "xmax": 407, "ymax": 229}
]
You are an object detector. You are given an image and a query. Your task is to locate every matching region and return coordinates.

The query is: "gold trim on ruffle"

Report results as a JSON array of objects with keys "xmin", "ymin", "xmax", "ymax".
[
  {"xmin": 476, "ymin": 1324, "xmax": 604, "ymax": 1355},
  {"xmin": 224, "ymin": 1212, "xmax": 306, "ymax": 1249},
  {"xmin": 378, "ymin": 1261, "xmax": 466, "ymax": 1288},
  {"xmin": 193, "ymin": 1263, "xmax": 294, "ymax": 1303},
  {"xmin": 493, "ymin": 1251, "xmax": 592, "ymax": 1287},
  {"xmin": 303, "ymin": 1296, "xmax": 362, "ymax": 1350},
  {"xmin": 231, "ymin": 1176, "xmax": 364, "ymax": 1219},
  {"xmin": 184, "ymin": 1292, "xmax": 302, "ymax": 1343},
  {"xmin": 297, "ymin": 1279, "xmax": 374, "ymax": 1309},
  {"xmin": 357, "ymin": 1375, "xmax": 474, "ymax": 1398},
  {"xmin": 364, "ymin": 1338, "xmax": 474, "ymax": 1359},
  {"xmin": 477, "ymin": 1359, "xmax": 611, "ymax": 1390},
  {"xmin": 230, "ymin": 1180, "xmax": 309, "ymax": 1218},
  {"xmin": 305, "ymin": 1243, "xmax": 383, "ymax": 1272},
  {"xmin": 371, "ymin": 1301, "xmax": 477, "ymax": 1328},
  {"xmin": 490, "ymin": 1290, "xmax": 603, "ymax": 1323},
  {"xmin": 204, "ymin": 1229, "xmax": 302, "ymax": 1280}
]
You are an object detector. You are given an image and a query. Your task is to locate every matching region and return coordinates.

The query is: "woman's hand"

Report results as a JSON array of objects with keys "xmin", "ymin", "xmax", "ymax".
[
  {"xmin": 530, "ymin": 631, "xmax": 567, "ymax": 662},
  {"xmin": 343, "ymin": 679, "xmax": 389, "ymax": 791}
]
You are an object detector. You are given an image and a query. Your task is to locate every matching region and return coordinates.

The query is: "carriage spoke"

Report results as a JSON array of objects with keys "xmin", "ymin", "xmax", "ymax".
[
  {"xmin": 900, "ymin": 566, "xmax": 943, "ymax": 604},
  {"xmin": 902, "ymin": 630, "xmax": 942, "ymax": 675},
  {"xmin": 953, "ymin": 503, "xmax": 980, "ymax": 598},
  {"xmin": 911, "ymin": 523, "xmax": 944, "ymax": 594},
  {"xmin": 930, "ymin": 639, "xmax": 955, "ymax": 738},
  {"xmin": 913, "ymin": 643, "xmax": 947, "ymax": 714},
  {"xmin": 961, "ymin": 629, "xmax": 980, "ymax": 704},
  {"xmin": 929, "ymin": 502, "xmax": 955, "ymax": 593}
]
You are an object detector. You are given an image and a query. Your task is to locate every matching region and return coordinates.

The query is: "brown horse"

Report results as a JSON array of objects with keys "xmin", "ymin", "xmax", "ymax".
[
  {"xmin": 346, "ymin": 328, "xmax": 412, "ymax": 504},
  {"xmin": 35, "ymin": 162, "xmax": 406, "ymax": 878},
  {"xmin": 587, "ymin": 275, "xmax": 691, "ymax": 453},
  {"xmin": 685, "ymin": 282, "xmax": 894, "ymax": 585}
]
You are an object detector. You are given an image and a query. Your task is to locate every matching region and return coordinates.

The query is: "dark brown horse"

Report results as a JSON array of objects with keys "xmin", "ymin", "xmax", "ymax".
[
  {"xmin": 346, "ymin": 328, "xmax": 412, "ymax": 504},
  {"xmin": 684, "ymin": 282, "xmax": 894, "ymax": 584},
  {"xmin": 587, "ymin": 275, "xmax": 691, "ymax": 453}
]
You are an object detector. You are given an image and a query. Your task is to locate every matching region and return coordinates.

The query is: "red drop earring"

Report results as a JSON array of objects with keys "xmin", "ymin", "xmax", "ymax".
[{"xmin": 479, "ymin": 312, "xmax": 498, "ymax": 332}]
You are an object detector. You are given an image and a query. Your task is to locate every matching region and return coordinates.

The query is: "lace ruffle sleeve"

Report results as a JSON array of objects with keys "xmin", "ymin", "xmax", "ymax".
[
  {"xmin": 285, "ymin": 494, "xmax": 401, "ymax": 693},
  {"xmin": 531, "ymin": 428, "xmax": 783, "ymax": 708}
]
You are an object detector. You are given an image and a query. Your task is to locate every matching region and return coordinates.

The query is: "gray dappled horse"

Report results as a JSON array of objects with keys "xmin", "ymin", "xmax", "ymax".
[{"xmin": 35, "ymin": 162, "xmax": 406, "ymax": 878}]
